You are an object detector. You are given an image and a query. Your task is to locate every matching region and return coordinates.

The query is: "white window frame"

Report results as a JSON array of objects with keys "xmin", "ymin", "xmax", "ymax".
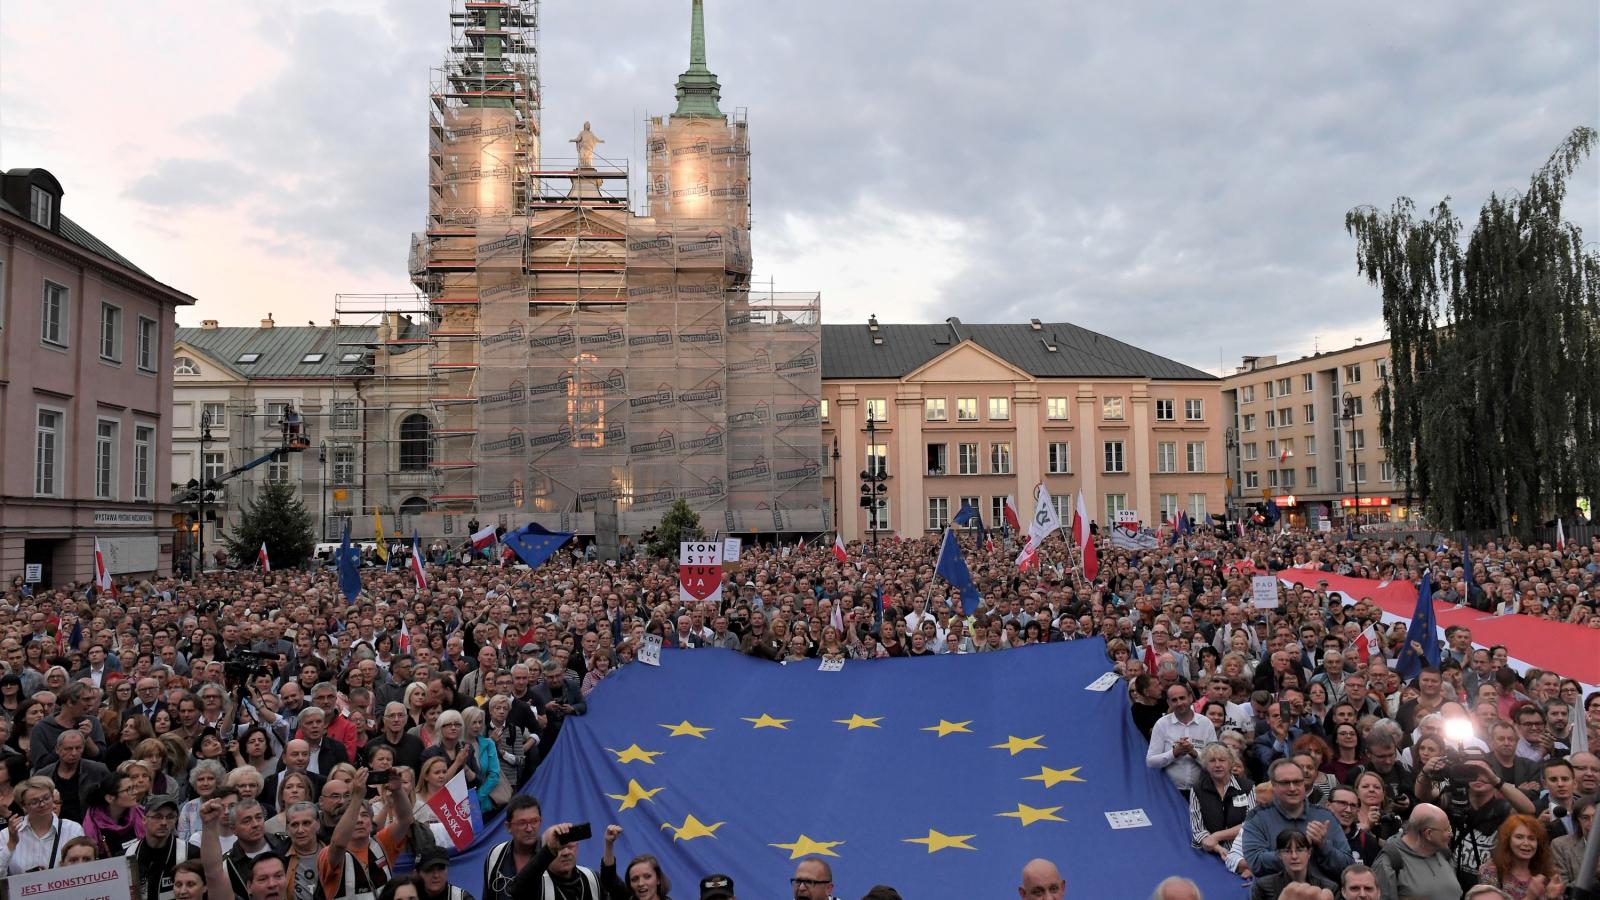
[
  {"xmin": 333, "ymin": 446, "xmax": 356, "ymax": 485},
  {"xmin": 1351, "ymin": 429, "xmax": 1366, "ymax": 451},
  {"xmin": 1184, "ymin": 399, "xmax": 1203, "ymax": 421},
  {"xmin": 1047, "ymin": 441, "xmax": 1071, "ymax": 475},
  {"xmin": 1380, "ymin": 460, "xmax": 1394, "ymax": 482},
  {"xmin": 1269, "ymin": 469, "xmax": 1279, "ymax": 488},
  {"xmin": 41, "ymin": 279, "xmax": 67, "ymax": 347},
  {"xmin": 136, "ymin": 316, "xmax": 157, "ymax": 372},
  {"xmin": 99, "ymin": 302, "xmax": 122, "ymax": 362},
  {"xmin": 819, "ymin": 399, "xmax": 829, "ymax": 421},
  {"xmin": 1345, "ymin": 364, "xmax": 1362, "ymax": 384},
  {"xmin": 333, "ymin": 401, "xmax": 357, "ymax": 430},
  {"xmin": 865, "ymin": 443, "xmax": 888, "ymax": 477},
  {"xmin": 1277, "ymin": 377, "xmax": 1292, "ymax": 395},
  {"xmin": 867, "ymin": 498, "xmax": 891, "ymax": 533},
  {"xmin": 926, "ymin": 442, "xmax": 949, "ymax": 476},
  {"xmin": 266, "ymin": 457, "xmax": 290, "ymax": 485},
  {"xmin": 1103, "ymin": 440, "xmax": 1125, "ymax": 473},
  {"xmin": 1242, "ymin": 413, "xmax": 1255, "ymax": 432},
  {"xmin": 864, "ymin": 399, "xmax": 887, "ymax": 423},
  {"xmin": 34, "ymin": 407, "xmax": 64, "ymax": 497},
  {"xmin": 1281, "ymin": 468, "xmax": 1296, "ymax": 488},
  {"xmin": 1348, "ymin": 462, "xmax": 1367, "ymax": 484},
  {"xmin": 1102, "ymin": 396, "xmax": 1124, "ymax": 421},
  {"xmin": 1160, "ymin": 493, "xmax": 1179, "ymax": 523},
  {"xmin": 1157, "ymin": 441, "xmax": 1177, "ymax": 474},
  {"xmin": 95, "ymin": 417, "xmax": 120, "ymax": 500},
  {"xmin": 1046, "ymin": 397, "xmax": 1069, "ymax": 420},
  {"xmin": 1306, "ymin": 466, "xmax": 1319, "ymax": 488},
  {"xmin": 987, "ymin": 397, "xmax": 1010, "ymax": 421},
  {"xmin": 1240, "ymin": 385, "xmax": 1254, "ymax": 404},
  {"xmin": 1185, "ymin": 441, "xmax": 1206, "ymax": 473},
  {"xmin": 1244, "ymin": 471, "xmax": 1259, "ymax": 489},
  {"xmin": 1154, "ymin": 399, "xmax": 1174, "ymax": 422},
  {"xmin": 201, "ymin": 402, "xmax": 227, "ymax": 431},
  {"xmin": 1266, "ymin": 410, "xmax": 1277, "ymax": 428},
  {"xmin": 203, "ymin": 451, "xmax": 227, "ymax": 485},
  {"xmin": 1302, "ymin": 373, "xmax": 1314, "ymax": 392},
  {"xmin": 1280, "ymin": 407, "xmax": 1293, "ymax": 426},
  {"xmin": 956, "ymin": 398, "xmax": 977, "ymax": 421},
  {"xmin": 1243, "ymin": 443, "xmax": 1258, "ymax": 461},
  {"xmin": 1052, "ymin": 494, "xmax": 1070, "ymax": 527},
  {"xmin": 957, "ymin": 442, "xmax": 979, "ymax": 476},
  {"xmin": 1305, "ymin": 436, "xmax": 1316, "ymax": 456},
  {"xmin": 1303, "ymin": 403, "xmax": 1315, "ymax": 424},
  {"xmin": 1104, "ymin": 493, "xmax": 1128, "ymax": 525},
  {"xmin": 989, "ymin": 441, "xmax": 1013, "ymax": 475},
  {"xmin": 1189, "ymin": 493, "xmax": 1208, "ymax": 521},
  {"xmin": 924, "ymin": 398, "xmax": 947, "ymax": 422},
  {"xmin": 990, "ymin": 496, "xmax": 1006, "ymax": 527},
  {"xmin": 133, "ymin": 424, "xmax": 154, "ymax": 501},
  {"xmin": 174, "ymin": 357, "xmax": 200, "ymax": 376},
  {"xmin": 29, "ymin": 186, "xmax": 53, "ymax": 228}
]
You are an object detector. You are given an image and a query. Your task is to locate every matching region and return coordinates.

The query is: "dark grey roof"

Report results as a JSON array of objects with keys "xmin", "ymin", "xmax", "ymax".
[
  {"xmin": 0, "ymin": 195, "xmax": 151, "ymax": 278},
  {"xmin": 822, "ymin": 319, "xmax": 1216, "ymax": 381},
  {"xmin": 176, "ymin": 325, "xmax": 379, "ymax": 378}
]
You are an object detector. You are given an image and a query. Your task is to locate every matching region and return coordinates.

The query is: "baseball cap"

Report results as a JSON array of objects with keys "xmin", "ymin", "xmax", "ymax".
[
  {"xmin": 143, "ymin": 793, "xmax": 181, "ymax": 814},
  {"xmin": 417, "ymin": 846, "xmax": 450, "ymax": 870},
  {"xmin": 699, "ymin": 873, "xmax": 735, "ymax": 899}
]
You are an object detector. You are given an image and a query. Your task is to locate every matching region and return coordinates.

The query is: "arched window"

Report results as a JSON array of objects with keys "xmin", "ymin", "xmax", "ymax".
[
  {"xmin": 174, "ymin": 357, "xmax": 199, "ymax": 375},
  {"xmin": 399, "ymin": 414, "xmax": 432, "ymax": 471},
  {"xmin": 399, "ymin": 496, "xmax": 430, "ymax": 517}
]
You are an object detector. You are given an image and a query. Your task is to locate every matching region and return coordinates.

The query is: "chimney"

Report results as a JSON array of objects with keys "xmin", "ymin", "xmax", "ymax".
[
  {"xmin": 260, "ymin": 313, "xmax": 275, "ymax": 329},
  {"xmin": 330, "ymin": 318, "xmax": 340, "ymax": 327},
  {"xmin": 201, "ymin": 320, "xmax": 220, "ymax": 330}
]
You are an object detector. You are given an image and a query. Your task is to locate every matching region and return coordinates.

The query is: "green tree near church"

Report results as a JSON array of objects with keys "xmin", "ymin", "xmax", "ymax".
[
  {"xmin": 224, "ymin": 480, "xmax": 317, "ymax": 570},
  {"xmin": 1345, "ymin": 126, "xmax": 1600, "ymax": 533},
  {"xmin": 647, "ymin": 499, "xmax": 705, "ymax": 559}
]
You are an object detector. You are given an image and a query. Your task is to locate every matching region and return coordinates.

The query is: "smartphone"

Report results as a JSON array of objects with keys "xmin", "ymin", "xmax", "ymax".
[
  {"xmin": 387, "ymin": 769, "xmax": 404, "ymax": 785},
  {"xmin": 560, "ymin": 823, "xmax": 592, "ymax": 845}
]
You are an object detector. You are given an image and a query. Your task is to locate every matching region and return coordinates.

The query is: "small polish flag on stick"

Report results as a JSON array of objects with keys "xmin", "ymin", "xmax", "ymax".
[
  {"xmin": 469, "ymin": 523, "xmax": 498, "ymax": 550},
  {"xmin": 257, "ymin": 543, "xmax": 270, "ymax": 573},
  {"xmin": 832, "ymin": 533, "xmax": 848, "ymax": 563}
]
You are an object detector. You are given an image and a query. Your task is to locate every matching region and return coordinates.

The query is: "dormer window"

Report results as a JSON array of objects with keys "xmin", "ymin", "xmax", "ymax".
[
  {"xmin": 28, "ymin": 186, "xmax": 53, "ymax": 229},
  {"xmin": 237, "ymin": 353, "xmax": 261, "ymax": 364},
  {"xmin": 301, "ymin": 353, "xmax": 325, "ymax": 364},
  {"xmin": 174, "ymin": 356, "xmax": 199, "ymax": 375},
  {"xmin": 340, "ymin": 351, "xmax": 364, "ymax": 363}
]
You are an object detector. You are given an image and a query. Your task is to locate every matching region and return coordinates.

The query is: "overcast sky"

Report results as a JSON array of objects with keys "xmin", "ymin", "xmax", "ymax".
[{"xmin": 2, "ymin": 1, "xmax": 1594, "ymax": 374}]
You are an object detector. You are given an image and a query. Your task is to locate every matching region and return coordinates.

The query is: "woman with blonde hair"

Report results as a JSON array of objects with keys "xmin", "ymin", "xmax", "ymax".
[
  {"xmin": 411, "ymin": 757, "xmax": 450, "ymax": 825},
  {"xmin": 263, "ymin": 770, "xmax": 315, "ymax": 838},
  {"xmin": 0, "ymin": 776, "xmax": 83, "ymax": 873},
  {"xmin": 461, "ymin": 706, "xmax": 503, "ymax": 813}
]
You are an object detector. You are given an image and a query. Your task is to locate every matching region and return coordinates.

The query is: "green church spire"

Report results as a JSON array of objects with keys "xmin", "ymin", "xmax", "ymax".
[{"xmin": 673, "ymin": 0, "xmax": 724, "ymax": 118}]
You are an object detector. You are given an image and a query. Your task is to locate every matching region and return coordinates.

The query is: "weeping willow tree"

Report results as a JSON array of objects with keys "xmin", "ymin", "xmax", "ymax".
[{"xmin": 1345, "ymin": 126, "xmax": 1600, "ymax": 533}]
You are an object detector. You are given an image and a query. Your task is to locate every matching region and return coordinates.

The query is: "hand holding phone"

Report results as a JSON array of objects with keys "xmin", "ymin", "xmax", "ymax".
[{"xmin": 560, "ymin": 822, "xmax": 592, "ymax": 845}]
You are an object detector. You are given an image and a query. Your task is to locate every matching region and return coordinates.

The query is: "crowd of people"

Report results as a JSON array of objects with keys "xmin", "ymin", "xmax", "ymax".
[{"xmin": 0, "ymin": 519, "xmax": 1594, "ymax": 899}]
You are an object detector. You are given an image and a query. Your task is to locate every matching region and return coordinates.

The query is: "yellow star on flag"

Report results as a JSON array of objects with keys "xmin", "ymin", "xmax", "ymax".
[
  {"xmin": 607, "ymin": 744, "xmax": 664, "ymax": 765},
  {"xmin": 605, "ymin": 779, "xmax": 664, "ymax": 811},
  {"xmin": 902, "ymin": 828, "xmax": 978, "ymax": 854},
  {"xmin": 921, "ymin": 719, "xmax": 973, "ymax": 737},
  {"xmin": 661, "ymin": 813, "xmax": 724, "ymax": 841},
  {"xmin": 996, "ymin": 802, "xmax": 1067, "ymax": 826},
  {"xmin": 990, "ymin": 734, "xmax": 1046, "ymax": 756},
  {"xmin": 741, "ymin": 713, "xmax": 792, "ymax": 730},
  {"xmin": 832, "ymin": 714, "xmax": 883, "ymax": 730},
  {"xmin": 659, "ymin": 720, "xmax": 713, "ymax": 739},
  {"xmin": 1022, "ymin": 765, "xmax": 1086, "ymax": 787},
  {"xmin": 769, "ymin": 834, "xmax": 845, "ymax": 859}
]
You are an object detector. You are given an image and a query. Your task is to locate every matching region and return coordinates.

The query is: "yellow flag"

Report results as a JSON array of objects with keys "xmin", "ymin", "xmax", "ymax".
[{"xmin": 374, "ymin": 508, "xmax": 389, "ymax": 563}]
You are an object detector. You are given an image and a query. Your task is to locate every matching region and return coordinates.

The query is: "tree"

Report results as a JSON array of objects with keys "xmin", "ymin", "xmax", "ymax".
[
  {"xmin": 224, "ymin": 480, "xmax": 317, "ymax": 569},
  {"xmin": 646, "ymin": 499, "xmax": 704, "ymax": 558},
  {"xmin": 1345, "ymin": 126, "xmax": 1600, "ymax": 533}
]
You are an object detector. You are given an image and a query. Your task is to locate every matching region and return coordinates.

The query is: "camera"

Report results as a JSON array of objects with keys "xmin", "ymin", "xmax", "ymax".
[
  {"xmin": 1437, "ymin": 747, "xmax": 1489, "ymax": 821},
  {"xmin": 223, "ymin": 648, "xmax": 273, "ymax": 687}
]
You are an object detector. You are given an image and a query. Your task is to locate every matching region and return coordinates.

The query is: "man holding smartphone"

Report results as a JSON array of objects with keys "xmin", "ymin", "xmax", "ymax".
[{"xmin": 508, "ymin": 821, "xmax": 601, "ymax": 900}]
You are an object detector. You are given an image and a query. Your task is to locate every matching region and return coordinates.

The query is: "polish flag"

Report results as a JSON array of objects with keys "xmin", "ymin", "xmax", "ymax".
[
  {"xmin": 1279, "ymin": 447, "xmax": 1292, "ymax": 464},
  {"xmin": 1016, "ymin": 541, "xmax": 1038, "ymax": 572},
  {"xmin": 93, "ymin": 539, "xmax": 115, "ymax": 597},
  {"xmin": 1555, "ymin": 519, "xmax": 1566, "ymax": 551},
  {"xmin": 397, "ymin": 620, "xmax": 412, "ymax": 654},
  {"xmin": 426, "ymin": 770, "xmax": 482, "ymax": 851},
  {"xmin": 832, "ymin": 533, "xmax": 848, "ymax": 563},
  {"xmin": 409, "ymin": 531, "xmax": 429, "ymax": 593},
  {"xmin": 1143, "ymin": 638, "xmax": 1160, "ymax": 673},
  {"xmin": 1074, "ymin": 490, "xmax": 1098, "ymax": 582},
  {"xmin": 470, "ymin": 524, "xmax": 498, "ymax": 551},
  {"xmin": 1002, "ymin": 497, "xmax": 1022, "ymax": 532},
  {"xmin": 257, "ymin": 543, "xmax": 271, "ymax": 574},
  {"xmin": 1353, "ymin": 623, "xmax": 1380, "ymax": 665}
]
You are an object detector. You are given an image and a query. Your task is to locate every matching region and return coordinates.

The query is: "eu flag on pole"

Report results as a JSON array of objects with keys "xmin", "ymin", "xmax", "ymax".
[
  {"xmin": 1462, "ymin": 544, "xmax": 1476, "ymax": 607},
  {"xmin": 934, "ymin": 527, "xmax": 981, "ymax": 615},
  {"xmin": 952, "ymin": 501, "xmax": 977, "ymax": 527},
  {"xmin": 503, "ymin": 522, "xmax": 575, "ymax": 569},
  {"xmin": 1395, "ymin": 571, "xmax": 1441, "ymax": 681},
  {"xmin": 444, "ymin": 641, "xmax": 1241, "ymax": 899},
  {"xmin": 336, "ymin": 522, "xmax": 362, "ymax": 605}
]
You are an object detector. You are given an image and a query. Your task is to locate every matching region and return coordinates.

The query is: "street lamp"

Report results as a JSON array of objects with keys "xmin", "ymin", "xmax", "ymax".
[
  {"xmin": 830, "ymin": 436, "xmax": 841, "ymax": 536},
  {"xmin": 319, "ymin": 440, "xmax": 329, "ymax": 542},
  {"xmin": 195, "ymin": 410, "xmax": 214, "ymax": 578},
  {"xmin": 1341, "ymin": 390, "xmax": 1358, "ymax": 535},
  {"xmin": 1223, "ymin": 425, "xmax": 1238, "ymax": 522},
  {"xmin": 858, "ymin": 413, "xmax": 888, "ymax": 557}
]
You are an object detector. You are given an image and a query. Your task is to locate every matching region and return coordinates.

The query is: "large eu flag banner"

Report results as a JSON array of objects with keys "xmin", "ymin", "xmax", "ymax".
[{"xmin": 448, "ymin": 639, "xmax": 1243, "ymax": 897}]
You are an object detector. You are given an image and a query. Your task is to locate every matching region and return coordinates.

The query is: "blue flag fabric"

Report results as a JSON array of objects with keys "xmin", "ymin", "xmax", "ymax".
[
  {"xmin": 1395, "ymin": 571, "xmax": 1441, "ymax": 681},
  {"xmin": 504, "ymin": 522, "xmax": 575, "ymax": 569},
  {"xmin": 934, "ymin": 528, "xmax": 981, "ymax": 615},
  {"xmin": 336, "ymin": 523, "xmax": 362, "ymax": 605},
  {"xmin": 443, "ymin": 641, "xmax": 1241, "ymax": 898},
  {"xmin": 952, "ymin": 501, "xmax": 977, "ymax": 527},
  {"xmin": 1462, "ymin": 544, "xmax": 1475, "ymax": 604}
]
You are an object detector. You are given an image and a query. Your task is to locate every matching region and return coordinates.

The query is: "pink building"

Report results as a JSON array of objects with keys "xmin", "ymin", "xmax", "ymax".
[{"xmin": 0, "ymin": 168, "xmax": 196, "ymax": 587}]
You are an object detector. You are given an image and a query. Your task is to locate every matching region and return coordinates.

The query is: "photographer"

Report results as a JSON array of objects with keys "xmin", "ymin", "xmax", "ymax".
[{"xmin": 1435, "ymin": 757, "xmax": 1535, "ymax": 889}]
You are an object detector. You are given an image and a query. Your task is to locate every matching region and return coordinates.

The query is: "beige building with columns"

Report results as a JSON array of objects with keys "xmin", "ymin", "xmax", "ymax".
[{"xmin": 822, "ymin": 317, "xmax": 1225, "ymax": 540}]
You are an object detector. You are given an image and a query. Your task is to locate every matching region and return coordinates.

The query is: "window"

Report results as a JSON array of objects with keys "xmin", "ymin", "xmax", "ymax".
[
  {"xmin": 819, "ymin": 399, "xmax": 829, "ymax": 421},
  {"xmin": 959, "ymin": 496, "xmax": 980, "ymax": 519},
  {"xmin": 1047, "ymin": 442, "xmax": 1071, "ymax": 474},
  {"xmin": 333, "ymin": 447, "xmax": 356, "ymax": 485},
  {"xmin": 1376, "ymin": 361, "xmax": 1389, "ymax": 382},
  {"xmin": 1280, "ymin": 469, "xmax": 1295, "ymax": 488},
  {"xmin": 867, "ymin": 498, "xmax": 891, "ymax": 533},
  {"xmin": 1244, "ymin": 471, "xmax": 1259, "ymax": 489},
  {"xmin": 957, "ymin": 443, "xmax": 979, "ymax": 475},
  {"xmin": 136, "ymin": 317, "xmax": 156, "ymax": 371},
  {"xmin": 1380, "ymin": 460, "xmax": 1394, "ymax": 482},
  {"xmin": 301, "ymin": 353, "xmax": 325, "ymax": 364},
  {"xmin": 926, "ymin": 443, "xmax": 948, "ymax": 476},
  {"xmin": 1267, "ymin": 439, "xmax": 1278, "ymax": 458},
  {"xmin": 1185, "ymin": 399, "xmax": 1203, "ymax": 421},
  {"xmin": 1185, "ymin": 441, "xmax": 1206, "ymax": 473},
  {"xmin": 1046, "ymin": 397, "xmax": 1069, "ymax": 420},
  {"xmin": 1240, "ymin": 385, "xmax": 1254, "ymax": 404},
  {"xmin": 1280, "ymin": 407, "xmax": 1293, "ymax": 426},
  {"xmin": 1348, "ymin": 462, "xmax": 1367, "ymax": 483},
  {"xmin": 1242, "ymin": 414, "xmax": 1256, "ymax": 432},
  {"xmin": 1102, "ymin": 397, "xmax": 1124, "ymax": 420},
  {"xmin": 1155, "ymin": 399, "xmax": 1174, "ymax": 421},
  {"xmin": 1350, "ymin": 429, "xmax": 1366, "ymax": 451},
  {"xmin": 1303, "ymin": 403, "xmax": 1315, "ymax": 424},
  {"xmin": 1189, "ymin": 494, "xmax": 1208, "ymax": 521},
  {"xmin": 266, "ymin": 457, "xmax": 289, "ymax": 484},
  {"xmin": 1243, "ymin": 443, "xmax": 1258, "ymax": 461},
  {"xmin": 237, "ymin": 353, "xmax": 261, "ymax": 365},
  {"xmin": 340, "ymin": 351, "xmax": 364, "ymax": 364},
  {"xmin": 1306, "ymin": 466, "xmax": 1319, "ymax": 488},
  {"xmin": 96, "ymin": 419, "xmax": 119, "ymax": 500},
  {"xmin": 990, "ymin": 496, "xmax": 1006, "ymax": 527},
  {"xmin": 1276, "ymin": 377, "xmax": 1292, "ymax": 395},
  {"xmin": 989, "ymin": 442, "xmax": 1013, "ymax": 475},
  {"xmin": 865, "ymin": 443, "xmax": 888, "ymax": 477},
  {"xmin": 0, "ymin": 260, "xmax": 5, "ymax": 327},
  {"xmin": 1159, "ymin": 493, "xmax": 1179, "ymax": 523},
  {"xmin": 399, "ymin": 414, "xmax": 433, "ymax": 471},
  {"xmin": 1157, "ymin": 441, "xmax": 1177, "ymax": 474},
  {"xmin": 864, "ymin": 399, "xmax": 887, "ymax": 423},
  {"xmin": 203, "ymin": 451, "xmax": 226, "ymax": 485},
  {"xmin": 956, "ymin": 398, "xmax": 977, "ymax": 421},
  {"xmin": 41, "ymin": 280, "xmax": 67, "ymax": 346},
  {"xmin": 1268, "ymin": 470, "xmax": 1279, "ymax": 488},
  {"xmin": 99, "ymin": 303, "xmax": 122, "ymax": 361},
  {"xmin": 1305, "ymin": 436, "xmax": 1316, "ymax": 456},
  {"xmin": 133, "ymin": 425, "xmax": 154, "ymax": 501},
  {"xmin": 1344, "ymin": 364, "xmax": 1362, "ymax": 384},
  {"xmin": 1302, "ymin": 373, "xmax": 1314, "ymax": 392},
  {"xmin": 925, "ymin": 398, "xmax": 947, "ymax": 422},
  {"xmin": 988, "ymin": 397, "xmax": 1010, "ymax": 421},
  {"xmin": 1345, "ymin": 396, "xmax": 1364, "ymax": 417},
  {"xmin": 174, "ymin": 357, "xmax": 200, "ymax": 375},
  {"xmin": 1052, "ymin": 494, "xmax": 1071, "ymax": 527},
  {"xmin": 34, "ymin": 409, "xmax": 62, "ymax": 496},
  {"xmin": 334, "ymin": 401, "xmax": 357, "ymax": 430},
  {"xmin": 1104, "ymin": 493, "xmax": 1128, "ymax": 525},
  {"xmin": 201, "ymin": 402, "xmax": 226, "ymax": 430},
  {"xmin": 1103, "ymin": 440, "xmax": 1125, "ymax": 473},
  {"xmin": 29, "ymin": 186, "xmax": 53, "ymax": 228},
  {"xmin": 1266, "ymin": 410, "xmax": 1277, "ymax": 428},
  {"xmin": 1266, "ymin": 381, "xmax": 1276, "ymax": 400},
  {"xmin": 265, "ymin": 401, "xmax": 290, "ymax": 425}
]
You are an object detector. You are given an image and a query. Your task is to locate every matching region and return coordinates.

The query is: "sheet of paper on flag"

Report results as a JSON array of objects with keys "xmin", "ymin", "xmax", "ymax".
[
  {"xmin": 1251, "ymin": 575, "xmax": 1280, "ymax": 609},
  {"xmin": 638, "ymin": 633, "xmax": 663, "ymax": 667}
]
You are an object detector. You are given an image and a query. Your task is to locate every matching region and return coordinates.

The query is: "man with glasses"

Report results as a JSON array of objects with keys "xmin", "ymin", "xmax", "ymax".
[
  {"xmin": 790, "ymin": 856, "xmax": 838, "ymax": 900},
  {"xmin": 1373, "ymin": 802, "xmax": 1461, "ymax": 899},
  {"xmin": 482, "ymin": 795, "xmax": 542, "ymax": 900},
  {"xmin": 1233, "ymin": 759, "xmax": 1353, "ymax": 880},
  {"xmin": 1146, "ymin": 683, "xmax": 1217, "ymax": 791}
]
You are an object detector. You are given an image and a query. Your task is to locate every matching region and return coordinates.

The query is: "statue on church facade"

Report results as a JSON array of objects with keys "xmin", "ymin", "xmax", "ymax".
[{"xmin": 571, "ymin": 121, "xmax": 604, "ymax": 168}]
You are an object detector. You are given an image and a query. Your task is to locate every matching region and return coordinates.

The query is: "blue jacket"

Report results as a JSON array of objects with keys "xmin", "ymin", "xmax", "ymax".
[{"xmin": 1237, "ymin": 801, "xmax": 1355, "ymax": 879}]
